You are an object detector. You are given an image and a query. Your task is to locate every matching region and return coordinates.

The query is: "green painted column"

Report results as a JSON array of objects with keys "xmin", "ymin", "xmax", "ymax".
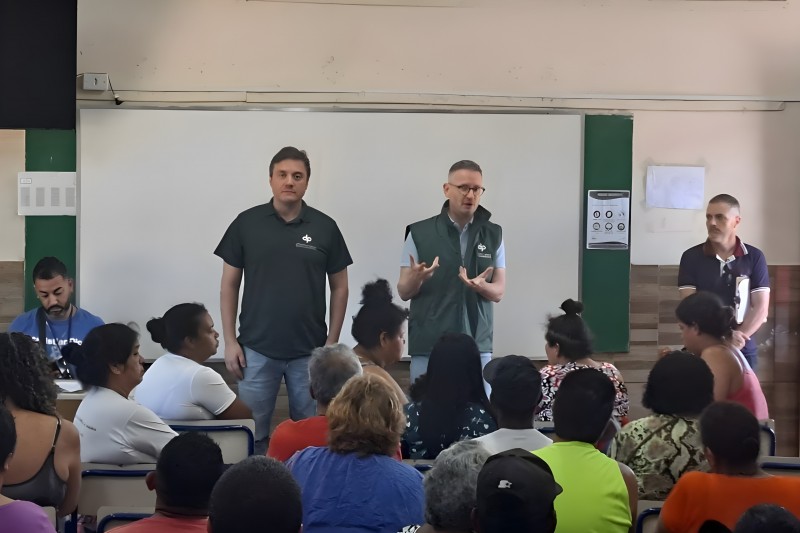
[
  {"xmin": 581, "ymin": 115, "xmax": 633, "ymax": 352},
  {"xmin": 24, "ymin": 129, "xmax": 76, "ymax": 310}
]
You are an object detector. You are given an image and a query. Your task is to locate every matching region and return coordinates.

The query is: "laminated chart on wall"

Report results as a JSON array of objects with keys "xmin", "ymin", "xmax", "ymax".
[
  {"xmin": 18, "ymin": 172, "xmax": 77, "ymax": 216},
  {"xmin": 586, "ymin": 190, "xmax": 630, "ymax": 250},
  {"xmin": 645, "ymin": 165, "xmax": 704, "ymax": 209}
]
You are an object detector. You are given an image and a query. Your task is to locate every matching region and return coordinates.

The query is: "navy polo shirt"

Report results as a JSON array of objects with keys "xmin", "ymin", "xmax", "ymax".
[
  {"xmin": 678, "ymin": 238, "xmax": 769, "ymax": 358},
  {"xmin": 215, "ymin": 200, "xmax": 352, "ymax": 360}
]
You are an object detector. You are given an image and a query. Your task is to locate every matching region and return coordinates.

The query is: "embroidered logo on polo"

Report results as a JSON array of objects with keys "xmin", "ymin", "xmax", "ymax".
[
  {"xmin": 477, "ymin": 243, "xmax": 492, "ymax": 259},
  {"xmin": 296, "ymin": 233, "xmax": 317, "ymax": 250}
]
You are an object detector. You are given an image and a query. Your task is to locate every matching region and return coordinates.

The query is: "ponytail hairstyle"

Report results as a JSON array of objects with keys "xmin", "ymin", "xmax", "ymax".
[
  {"xmin": 146, "ymin": 303, "xmax": 208, "ymax": 354},
  {"xmin": 62, "ymin": 323, "xmax": 139, "ymax": 388},
  {"xmin": 545, "ymin": 299, "xmax": 593, "ymax": 361},
  {"xmin": 675, "ymin": 291, "xmax": 736, "ymax": 340},
  {"xmin": 351, "ymin": 279, "xmax": 409, "ymax": 349}
]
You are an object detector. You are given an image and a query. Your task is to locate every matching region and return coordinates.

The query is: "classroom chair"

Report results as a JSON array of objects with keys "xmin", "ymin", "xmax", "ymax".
[
  {"xmin": 760, "ymin": 456, "xmax": 800, "ymax": 477},
  {"xmin": 636, "ymin": 506, "xmax": 662, "ymax": 533},
  {"xmin": 40, "ymin": 506, "xmax": 57, "ymax": 528},
  {"xmin": 402, "ymin": 459, "xmax": 434, "ymax": 473},
  {"xmin": 166, "ymin": 419, "xmax": 255, "ymax": 463},
  {"xmin": 759, "ymin": 421, "xmax": 776, "ymax": 456},
  {"xmin": 96, "ymin": 506, "xmax": 153, "ymax": 533},
  {"xmin": 70, "ymin": 462, "xmax": 157, "ymax": 533}
]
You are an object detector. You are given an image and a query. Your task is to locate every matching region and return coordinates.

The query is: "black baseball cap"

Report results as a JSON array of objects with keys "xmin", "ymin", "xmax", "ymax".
[
  {"xmin": 483, "ymin": 355, "xmax": 543, "ymax": 412},
  {"xmin": 476, "ymin": 448, "xmax": 562, "ymax": 533}
]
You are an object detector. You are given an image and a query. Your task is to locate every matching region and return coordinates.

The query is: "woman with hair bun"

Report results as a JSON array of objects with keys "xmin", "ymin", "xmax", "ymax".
[
  {"xmin": 64, "ymin": 324, "xmax": 176, "ymax": 464},
  {"xmin": 135, "ymin": 303, "xmax": 251, "ymax": 420},
  {"xmin": 536, "ymin": 299, "xmax": 629, "ymax": 423},
  {"xmin": 351, "ymin": 279, "xmax": 409, "ymax": 402},
  {"xmin": 675, "ymin": 291, "xmax": 768, "ymax": 419}
]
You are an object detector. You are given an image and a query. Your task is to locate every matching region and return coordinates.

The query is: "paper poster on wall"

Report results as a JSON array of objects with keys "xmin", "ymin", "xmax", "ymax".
[
  {"xmin": 645, "ymin": 165, "xmax": 705, "ymax": 209},
  {"xmin": 587, "ymin": 190, "xmax": 630, "ymax": 250}
]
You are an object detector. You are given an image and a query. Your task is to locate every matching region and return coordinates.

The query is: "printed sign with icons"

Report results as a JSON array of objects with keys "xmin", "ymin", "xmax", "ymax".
[{"xmin": 586, "ymin": 190, "xmax": 630, "ymax": 250}]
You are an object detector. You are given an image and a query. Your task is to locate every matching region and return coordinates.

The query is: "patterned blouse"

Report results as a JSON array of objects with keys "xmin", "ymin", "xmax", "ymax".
[
  {"xmin": 402, "ymin": 402, "xmax": 496, "ymax": 460},
  {"xmin": 613, "ymin": 414, "xmax": 709, "ymax": 500},
  {"xmin": 536, "ymin": 362, "xmax": 629, "ymax": 422}
]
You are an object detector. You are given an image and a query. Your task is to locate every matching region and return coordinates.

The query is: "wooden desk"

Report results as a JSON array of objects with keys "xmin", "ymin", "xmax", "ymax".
[{"xmin": 55, "ymin": 381, "xmax": 86, "ymax": 422}]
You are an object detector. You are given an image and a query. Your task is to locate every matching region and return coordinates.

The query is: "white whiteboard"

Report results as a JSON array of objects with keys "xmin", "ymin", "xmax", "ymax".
[{"xmin": 79, "ymin": 109, "xmax": 582, "ymax": 360}]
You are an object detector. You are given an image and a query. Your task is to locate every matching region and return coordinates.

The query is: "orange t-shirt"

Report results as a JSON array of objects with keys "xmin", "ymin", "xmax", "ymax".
[
  {"xmin": 266, "ymin": 415, "xmax": 329, "ymax": 462},
  {"xmin": 660, "ymin": 471, "xmax": 800, "ymax": 532}
]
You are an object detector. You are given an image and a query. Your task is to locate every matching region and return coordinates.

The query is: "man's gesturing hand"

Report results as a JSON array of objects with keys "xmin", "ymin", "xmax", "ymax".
[
  {"xmin": 458, "ymin": 266, "xmax": 493, "ymax": 291},
  {"xmin": 409, "ymin": 255, "xmax": 440, "ymax": 283}
]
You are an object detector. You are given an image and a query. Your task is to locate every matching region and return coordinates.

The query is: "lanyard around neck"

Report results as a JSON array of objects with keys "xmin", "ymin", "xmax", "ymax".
[{"xmin": 45, "ymin": 306, "xmax": 75, "ymax": 351}]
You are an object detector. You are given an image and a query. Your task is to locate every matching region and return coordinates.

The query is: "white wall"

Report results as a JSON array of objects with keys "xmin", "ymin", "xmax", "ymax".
[
  {"xmin": 632, "ymin": 104, "xmax": 800, "ymax": 265},
  {"xmin": 75, "ymin": 0, "xmax": 800, "ymax": 267},
  {"xmin": 78, "ymin": 110, "xmax": 582, "ymax": 359},
  {"xmin": 0, "ymin": 131, "xmax": 25, "ymax": 261},
  {"xmin": 77, "ymin": 0, "xmax": 800, "ymax": 98}
]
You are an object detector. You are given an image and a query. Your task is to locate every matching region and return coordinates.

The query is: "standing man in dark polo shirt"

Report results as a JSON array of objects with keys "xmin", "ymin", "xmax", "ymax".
[
  {"xmin": 215, "ymin": 146, "xmax": 352, "ymax": 454},
  {"xmin": 678, "ymin": 194, "xmax": 770, "ymax": 369},
  {"xmin": 397, "ymin": 160, "xmax": 506, "ymax": 390}
]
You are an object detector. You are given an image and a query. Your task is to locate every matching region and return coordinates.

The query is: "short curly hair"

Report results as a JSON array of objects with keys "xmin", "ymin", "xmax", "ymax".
[
  {"xmin": 643, "ymin": 351, "xmax": 714, "ymax": 416},
  {"xmin": 0, "ymin": 333, "xmax": 57, "ymax": 416},
  {"xmin": 327, "ymin": 374, "xmax": 405, "ymax": 457}
]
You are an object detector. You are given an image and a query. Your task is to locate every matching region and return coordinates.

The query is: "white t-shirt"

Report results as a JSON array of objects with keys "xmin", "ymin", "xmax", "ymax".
[
  {"xmin": 472, "ymin": 428, "xmax": 553, "ymax": 455},
  {"xmin": 75, "ymin": 387, "xmax": 177, "ymax": 464},
  {"xmin": 133, "ymin": 352, "xmax": 236, "ymax": 420}
]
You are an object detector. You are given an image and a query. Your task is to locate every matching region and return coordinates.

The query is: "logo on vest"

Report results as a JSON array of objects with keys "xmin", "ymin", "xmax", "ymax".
[
  {"xmin": 296, "ymin": 233, "xmax": 317, "ymax": 250},
  {"xmin": 476, "ymin": 243, "xmax": 492, "ymax": 259}
]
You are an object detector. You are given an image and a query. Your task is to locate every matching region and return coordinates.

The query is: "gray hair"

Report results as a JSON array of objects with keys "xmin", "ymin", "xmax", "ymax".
[
  {"xmin": 308, "ymin": 344, "xmax": 362, "ymax": 406},
  {"xmin": 424, "ymin": 439, "xmax": 491, "ymax": 531}
]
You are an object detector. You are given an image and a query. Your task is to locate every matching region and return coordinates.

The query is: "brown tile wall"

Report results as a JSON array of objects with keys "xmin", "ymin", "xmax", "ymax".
[
  {"xmin": 0, "ymin": 261, "xmax": 24, "ymax": 331},
  {"xmin": 607, "ymin": 264, "xmax": 800, "ymax": 457}
]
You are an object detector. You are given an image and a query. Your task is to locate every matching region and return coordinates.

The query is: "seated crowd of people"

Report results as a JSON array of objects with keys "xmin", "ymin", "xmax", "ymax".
[{"xmin": 1, "ymin": 269, "xmax": 798, "ymax": 532}]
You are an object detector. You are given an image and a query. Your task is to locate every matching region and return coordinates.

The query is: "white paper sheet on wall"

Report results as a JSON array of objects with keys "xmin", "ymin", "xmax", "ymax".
[{"xmin": 645, "ymin": 165, "xmax": 705, "ymax": 209}]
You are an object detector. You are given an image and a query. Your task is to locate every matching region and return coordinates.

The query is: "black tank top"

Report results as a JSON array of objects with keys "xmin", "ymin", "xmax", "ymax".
[{"xmin": 1, "ymin": 417, "xmax": 67, "ymax": 508}]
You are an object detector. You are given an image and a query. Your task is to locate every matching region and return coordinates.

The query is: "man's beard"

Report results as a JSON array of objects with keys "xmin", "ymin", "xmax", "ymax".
[{"xmin": 47, "ymin": 304, "xmax": 69, "ymax": 316}]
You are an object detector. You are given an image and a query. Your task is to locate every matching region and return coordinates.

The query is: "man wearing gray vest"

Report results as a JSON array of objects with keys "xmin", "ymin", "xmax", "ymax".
[{"xmin": 397, "ymin": 160, "xmax": 506, "ymax": 389}]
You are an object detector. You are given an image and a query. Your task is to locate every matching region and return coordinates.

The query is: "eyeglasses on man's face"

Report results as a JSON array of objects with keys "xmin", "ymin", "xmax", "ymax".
[{"xmin": 448, "ymin": 183, "xmax": 486, "ymax": 197}]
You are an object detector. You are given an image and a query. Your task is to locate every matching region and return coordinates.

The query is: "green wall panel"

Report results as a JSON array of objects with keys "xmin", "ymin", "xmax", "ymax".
[
  {"xmin": 24, "ymin": 129, "xmax": 77, "ymax": 310},
  {"xmin": 581, "ymin": 115, "xmax": 633, "ymax": 352}
]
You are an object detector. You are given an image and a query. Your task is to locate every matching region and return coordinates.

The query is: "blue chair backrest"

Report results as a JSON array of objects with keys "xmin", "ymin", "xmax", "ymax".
[
  {"xmin": 637, "ymin": 507, "xmax": 661, "ymax": 533},
  {"xmin": 760, "ymin": 424, "xmax": 776, "ymax": 456},
  {"xmin": 169, "ymin": 423, "xmax": 255, "ymax": 461}
]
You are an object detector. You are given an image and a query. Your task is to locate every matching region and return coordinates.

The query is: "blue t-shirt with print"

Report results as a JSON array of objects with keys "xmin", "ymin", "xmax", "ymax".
[
  {"xmin": 9, "ymin": 307, "xmax": 104, "ymax": 362},
  {"xmin": 287, "ymin": 446, "xmax": 424, "ymax": 533}
]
